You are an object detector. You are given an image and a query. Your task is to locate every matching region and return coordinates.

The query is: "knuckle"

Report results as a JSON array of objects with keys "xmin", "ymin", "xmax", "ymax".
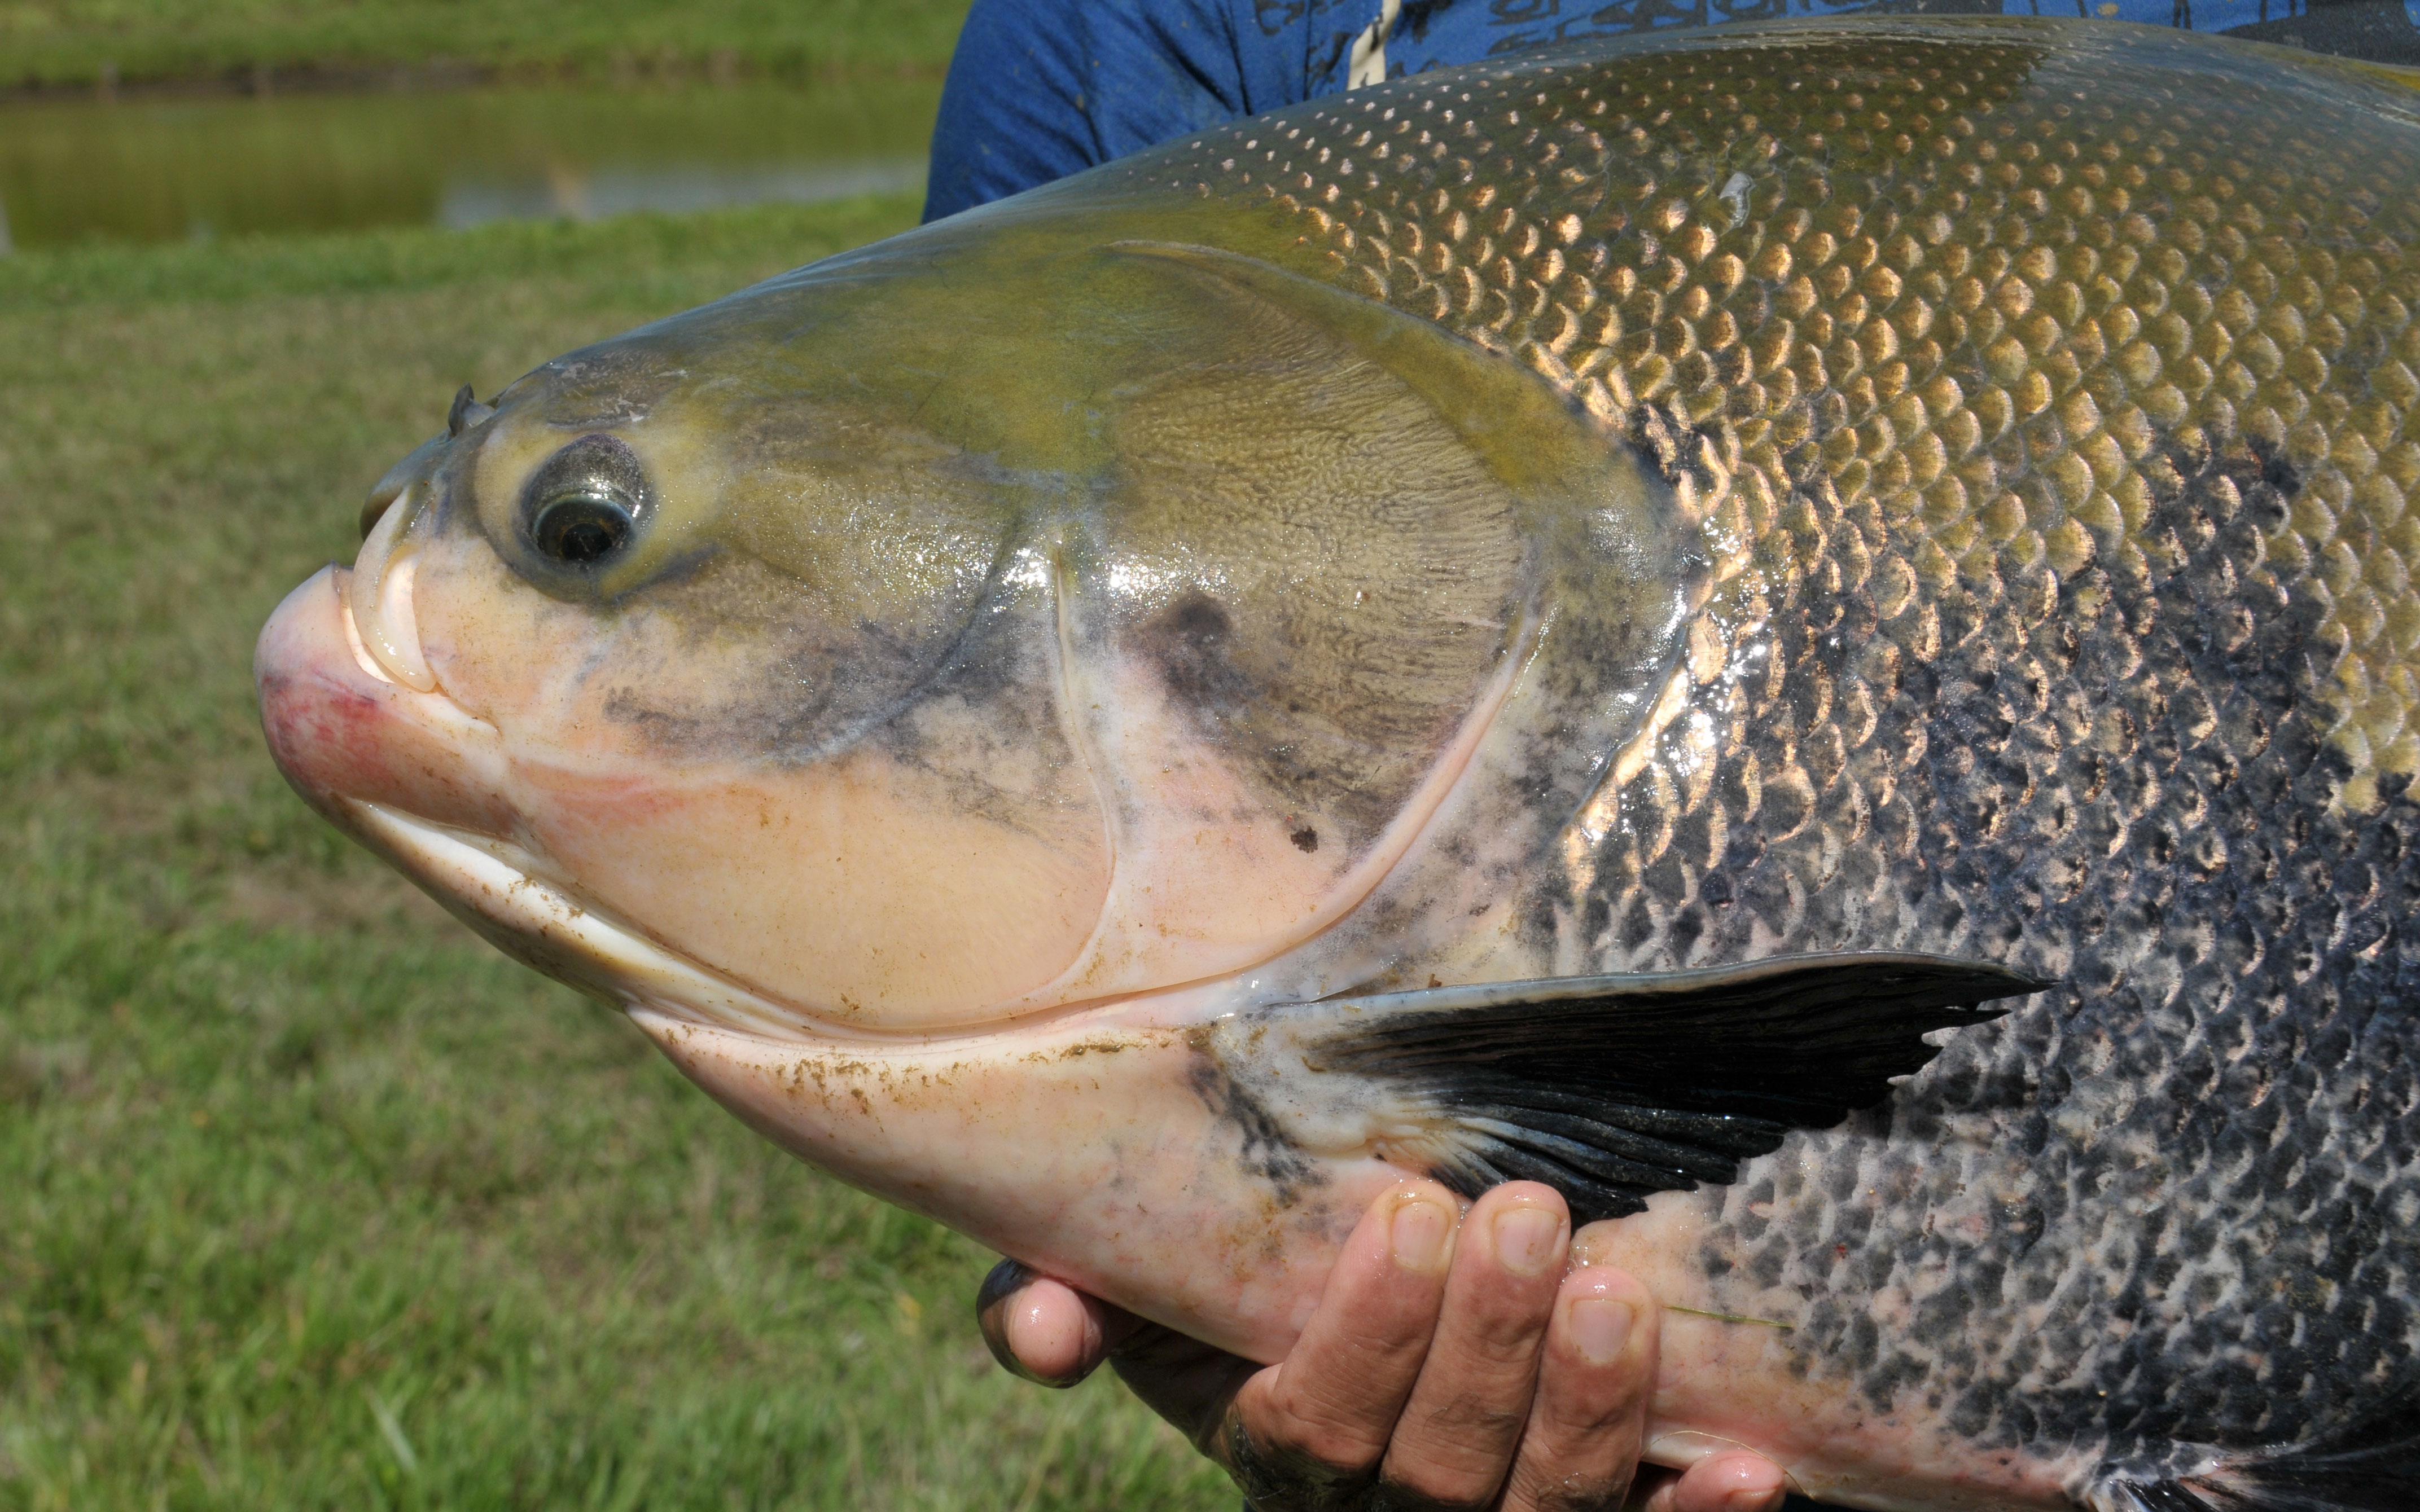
[
  {"xmin": 1264, "ymin": 1382, "xmax": 1397, "ymax": 1471},
  {"xmin": 1465, "ymin": 1316, "xmax": 1557, "ymax": 1366},
  {"xmin": 1537, "ymin": 1380, "xmax": 1645, "ymax": 1439}
]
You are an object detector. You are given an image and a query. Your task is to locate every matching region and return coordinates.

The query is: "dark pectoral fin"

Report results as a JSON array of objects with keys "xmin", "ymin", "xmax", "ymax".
[{"xmin": 1294, "ymin": 953, "xmax": 2045, "ymax": 1224}]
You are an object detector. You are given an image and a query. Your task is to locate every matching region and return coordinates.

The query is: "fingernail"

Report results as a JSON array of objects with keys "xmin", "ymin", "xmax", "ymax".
[
  {"xmin": 1570, "ymin": 1295, "xmax": 1633, "ymax": 1364},
  {"xmin": 1391, "ymin": 1197, "xmax": 1452, "ymax": 1271},
  {"xmin": 1493, "ymin": 1204, "xmax": 1565, "ymax": 1277}
]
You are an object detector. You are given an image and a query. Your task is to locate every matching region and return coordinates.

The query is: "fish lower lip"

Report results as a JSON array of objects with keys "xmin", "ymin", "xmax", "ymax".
[{"xmin": 344, "ymin": 799, "xmax": 815, "ymax": 1041}]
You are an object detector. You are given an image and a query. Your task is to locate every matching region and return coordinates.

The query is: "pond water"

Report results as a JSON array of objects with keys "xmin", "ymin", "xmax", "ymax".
[{"xmin": 0, "ymin": 77, "xmax": 941, "ymax": 252}]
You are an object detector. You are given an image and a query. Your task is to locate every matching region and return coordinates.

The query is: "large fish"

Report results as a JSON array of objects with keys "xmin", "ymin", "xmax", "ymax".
[{"xmin": 256, "ymin": 17, "xmax": 2420, "ymax": 1510}]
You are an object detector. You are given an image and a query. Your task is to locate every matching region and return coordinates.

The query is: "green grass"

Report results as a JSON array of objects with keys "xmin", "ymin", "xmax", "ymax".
[
  {"xmin": 0, "ymin": 199, "xmax": 1235, "ymax": 1511},
  {"xmin": 1, "ymin": 0, "xmax": 974, "ymax": 93}
]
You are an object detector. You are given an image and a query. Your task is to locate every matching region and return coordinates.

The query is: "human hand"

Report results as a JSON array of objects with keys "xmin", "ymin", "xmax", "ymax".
[{"xmin": 977, "ymin": 1179, "xmax": 1791, "ymax": 1511}]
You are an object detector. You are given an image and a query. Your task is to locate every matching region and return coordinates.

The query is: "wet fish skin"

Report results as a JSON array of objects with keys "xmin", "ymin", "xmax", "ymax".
[{"xmin": 250, "ymin": 17, "xmax": 2420, "ymax": 1511}]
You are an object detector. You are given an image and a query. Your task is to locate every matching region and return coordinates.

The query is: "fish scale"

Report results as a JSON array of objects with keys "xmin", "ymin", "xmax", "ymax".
[{"xmin": 1112, "ymin": 17, "xmax": 2420, "ymax": 1498}]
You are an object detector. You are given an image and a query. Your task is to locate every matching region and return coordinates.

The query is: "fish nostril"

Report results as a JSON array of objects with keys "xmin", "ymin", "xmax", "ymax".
[
  {"xmin": 446, "ymin": 383, "xmax": 496, "ymax": 439},
  {"xmin": 360, "ymin": 430, "xmax": 451, "ymax": 541}
]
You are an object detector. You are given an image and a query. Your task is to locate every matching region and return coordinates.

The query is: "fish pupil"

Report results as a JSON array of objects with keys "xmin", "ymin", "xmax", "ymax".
[{"xmin": 532, "ymin": 492, "xmax": 632, "ymax": 564}]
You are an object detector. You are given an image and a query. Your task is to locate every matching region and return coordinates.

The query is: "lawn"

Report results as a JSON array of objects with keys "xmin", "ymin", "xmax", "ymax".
[
  {"xmin": 1, "ymin": 0, "xmax": 975, "ymax": 93},
  {"xmin": 0, "ymin": 197, "xmax": 1235, "ymax": 1511}
]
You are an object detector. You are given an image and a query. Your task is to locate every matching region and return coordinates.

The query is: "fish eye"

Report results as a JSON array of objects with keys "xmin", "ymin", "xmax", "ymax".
[{"xmin": 518, "ymin": 434, "xmax": 651, "ymax": 571}]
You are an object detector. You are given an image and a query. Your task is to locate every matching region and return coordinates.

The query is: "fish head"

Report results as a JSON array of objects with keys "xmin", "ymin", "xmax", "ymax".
[
  {"xmin": 259, "ymin": 230, "xmax": 1109, "ymax": 1035},
  {"xmin": 257, "ymin": 201, "xmax": 1696, "ymax": 1039}
]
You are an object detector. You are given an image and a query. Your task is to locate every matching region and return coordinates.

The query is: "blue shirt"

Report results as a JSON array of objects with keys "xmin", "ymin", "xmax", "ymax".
[{"xmin": 923, "ymin": 0, "xmax": 2420, "ymax": 221}]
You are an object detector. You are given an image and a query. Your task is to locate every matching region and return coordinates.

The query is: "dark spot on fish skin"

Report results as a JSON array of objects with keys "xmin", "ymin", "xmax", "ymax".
[
  {"xmin": 1581, "ymin": 891, "xmax": 1612, "ymax": 938},
  {"xmin": 1519, "ymin": 890, "xmax": 1563, "ymax": 959},
  {"xmin": 589, "ymin": 529, "xmax": 1091, "ymax": 834},
  {"xmin": 1864, "ymin": 1350, "xmax": 1927, "ymax": 1414},
  {"xmin": 2247, "ymin": 437, "xmax": 2303, "ymax": 498},
  {"xmin": 1668, "ymin": 903, "xmax": 1706, "ymax": 956},
  {"xmin": 602, "ymin": 685, "xmax": 705, "ymax": 748},
  {"xmin": 1183, "ymin": 1048, "xmax": 1324, "ymax": 1210},
  {"xmin": 2000, "ymin": 1201, "xmax": 2045, "ymax": 1259},
  {"xmin": 1748, "ymin": 1241, "xmax": 1787, "ymax": 1290},
  {"xmin": 1645, "ymin": 848, "xmax": 1691, "ymax": 907},
  {"xmin": 1290, "ymin": 825, "xmax": 1319, "ymax": 854},
  {"xmin": 1163, "ymin": 590, "xmax": 1231, "ymax": 647},
  {"xmin": 585, "ymin": 548, "xmax": 965, "ymax": 751},
  {"xmin": 1133, "ymin": 588, "xmax": 1428, "ymax": 841},
  {"xmin": 1137, "ymin": 591, "xmax": 1262, "ymax": 733}
]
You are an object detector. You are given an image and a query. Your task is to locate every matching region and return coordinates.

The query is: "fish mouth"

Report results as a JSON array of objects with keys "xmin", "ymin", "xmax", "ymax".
[
  {"xmin": 340, "ymin": 799, "xmax": 819, "ymax": 1041},
  {"xmin": 262, "ymin": 563, "xmax": 1197, "ymax": 1042}
]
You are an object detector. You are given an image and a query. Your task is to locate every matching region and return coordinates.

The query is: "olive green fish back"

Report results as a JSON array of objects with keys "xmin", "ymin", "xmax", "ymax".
[{"xmin": 1111, "ymin": 21, "xmax": 2420, "ymax": 820}]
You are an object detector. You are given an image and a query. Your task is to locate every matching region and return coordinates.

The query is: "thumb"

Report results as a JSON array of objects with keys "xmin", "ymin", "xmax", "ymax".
[
  {"xmin": 976, "ymin": 1259, "xmax": 1145, "ymax": 1387},
  {"xmin": 976, "ymin": 1259, "xmax": 1259, "ymax": 1450}
]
